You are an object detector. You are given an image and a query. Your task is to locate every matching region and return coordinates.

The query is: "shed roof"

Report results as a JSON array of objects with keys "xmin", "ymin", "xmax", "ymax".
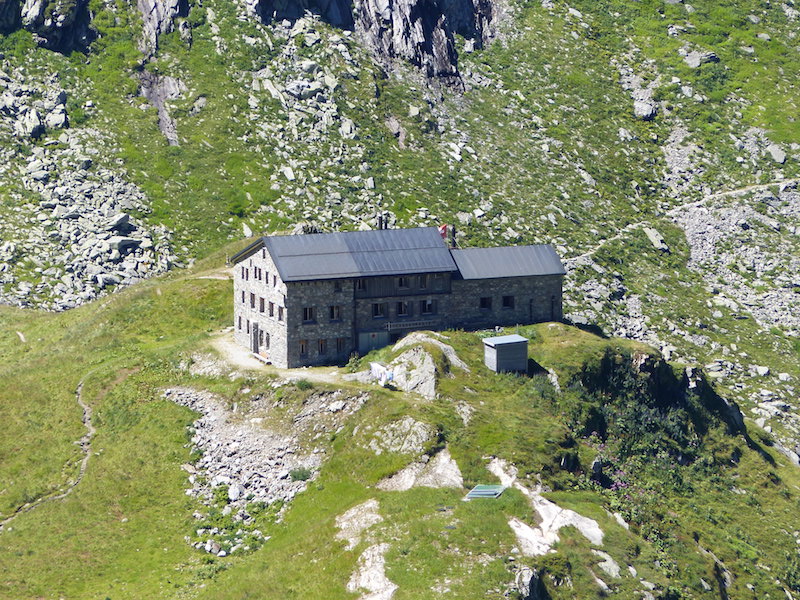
[
  {"xmin": 482, "ymin": 334, "xmax": 529, "ymax": 347},
  {"xmin": 450, "ymin": 245, "xmax": 566, "ymax": 279},
  {"xmin": 233, "ymin": 227, "xmax": 458, "ymax": 282}
]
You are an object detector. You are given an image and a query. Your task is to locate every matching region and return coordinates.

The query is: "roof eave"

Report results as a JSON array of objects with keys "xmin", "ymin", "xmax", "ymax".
[{"xmin": 230, "ymin": 238, "xmax": 267, "ymax": 265}]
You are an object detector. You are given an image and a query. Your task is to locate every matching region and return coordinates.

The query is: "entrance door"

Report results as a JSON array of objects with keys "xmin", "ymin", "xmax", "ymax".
[
  {"xmin": 358, "ymin": 331, "xmax": 390, "ymax": 354},
  {"xmin": 251, "ymin": 323, "xmax": 259, "ymax": 353}
]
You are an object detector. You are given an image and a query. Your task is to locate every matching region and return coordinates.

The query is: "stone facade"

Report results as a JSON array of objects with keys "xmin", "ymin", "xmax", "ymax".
[
  {"xmin": 233, "ymin": 237, "xmax": 564, "ymax": 369},
  {"xmin": 233, "ymin": 248, "xmax": 290, "ymax": 367}
]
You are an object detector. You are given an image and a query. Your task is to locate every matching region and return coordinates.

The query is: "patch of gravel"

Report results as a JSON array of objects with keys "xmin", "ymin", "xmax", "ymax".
[
  {"xmin": 164, "ymin": 387, "xmax": 321, "ymax": 521},
  {"xmin": 672, "ymin": 185, "xmax": 800, "ymax": 335}
]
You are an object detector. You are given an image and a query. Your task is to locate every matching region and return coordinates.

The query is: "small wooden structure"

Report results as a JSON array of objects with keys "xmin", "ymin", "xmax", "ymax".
[{"xmin": 483, "ymin": 334, "xmax": 529, "ymax": 373}]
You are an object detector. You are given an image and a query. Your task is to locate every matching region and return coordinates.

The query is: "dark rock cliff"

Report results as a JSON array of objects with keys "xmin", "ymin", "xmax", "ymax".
[
  {"xmin": 247, "ymin": 0, "xmax": 498, "ymax": 84},
  {"xmin": 0, "ymin": 0, "xmax": 95, "ymax": 51}
]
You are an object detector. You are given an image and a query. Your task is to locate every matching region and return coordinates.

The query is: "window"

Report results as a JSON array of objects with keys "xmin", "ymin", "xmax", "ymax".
[
  {"xmin": 299, "ymin": 339, "xmax": 308, "ymax": 356},
  {"xmin": 302, "ymin": 307, "xmax": 316, "ymax": 323},
  {"xmin": 355, "ymin": 278, "xmax": 366, "ymax": 291},
  {"xmin": 398, "ymin": 276, "xmax": 410, "ymax": 289},
  {"xmin": 238, "ymin": 316, "xmax": 242, "ymax": 330},
  {"xmin": 259, "ymin": 297, "xmax": 265, "ymax": 313},
  {"xmin": 480, "ymin": 297, "xmax": 492, "ymax": 310},
  {"xmin": 258, "ymin": 330, "xmax": 264, "ymax": 346},
  {"xmin": 265, "ymin": 333, "xmax": 270, "ymax": 349},
  {"xmin": 397, "ymin": 301, "xmax": 411, "ymax": 317},
  {"xmin": 272, "ymin": 274, "xmax": 277, "ymax": 287},
  {"xmin": 250, "ymin": 293, "xmax": 256, "ymax": 309},
  {"xmin": 334, "ymin": 280, "xmax": 342, "ymax": 292},
  {"xmin": 241, "ymin": 266, "xmax": 245, "ymax": 279},
  {"xmin": 269, "ymin": 301, "xmax": 274, "ymax": 317},
  {"xmin": 278, "ymin": 306, "xmax": 284, "ymax": 321},
  {"xmin": 420, "ymin": 299, "xmax": 436, "ymax": 315},
  {"xmin": 433, "ymin": 274, "xmax": 444, "ymax": 289},
  {"xmin": 246, "ymin": 319, "xmax": 250, "ymax": 334},
  {"xmin": 245, "ymin": 268, "xmax": 249, "ymax": 281},
  {"xmin": 318, "ymin": 339, "xmax": 328, "ymax": 355},
  {"xmin": 502, "ymin": 295, "xmax": 515, "ymax": 309},
  {"xmin": 241, "ymin": 290, "xmax": 245, "ymax": 304},
  {"xmin": 372, "ymin": 302, "xmax": 387, "ymax": 318},
  {"xmin": 336, "ymin": 337, "xmax": 347, "ymax": 353},
  {"xmin": 262, "ymin": 249, "xmax": 266, "ymax": 259},
  {"xmin": 329, "ymin": 305, "xmax": 341, "ymax": 321},
  {"xmin": 419, "ymin": 274, "xmax": 428, "ymax": 289}
]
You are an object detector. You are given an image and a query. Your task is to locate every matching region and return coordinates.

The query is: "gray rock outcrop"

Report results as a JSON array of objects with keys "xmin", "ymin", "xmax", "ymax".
[
  {"xmin": 137, "ymin": 0, "xmax": 189, "ymax": 55},
  {"xmin": 246, "ymin": 0, "xmax": 499, "ymax": 84}
]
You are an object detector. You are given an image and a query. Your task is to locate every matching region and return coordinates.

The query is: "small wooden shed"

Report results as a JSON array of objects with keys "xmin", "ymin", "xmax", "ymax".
[{"xmin": 483, "ymin": 334, "xmax": 529, "ymax": 373}]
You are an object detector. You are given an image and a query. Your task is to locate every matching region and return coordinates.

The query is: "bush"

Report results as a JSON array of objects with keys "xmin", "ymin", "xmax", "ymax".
[
  {"xmin": 289, "ymin": 467, "xmax": 312, "ymax": 481},
  {"xmin": 295, "ymin": 379, "xmax": 313, "ymax": 391}
]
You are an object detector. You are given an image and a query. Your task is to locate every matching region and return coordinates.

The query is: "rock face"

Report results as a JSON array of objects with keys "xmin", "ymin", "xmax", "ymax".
[
  {"xmin": 139, "ymin": 72, "xmax": 186, "ymax": 145},
  {"xmin": 19, "ymin": 0, "xmax": 94, "ymax": 51},
  {"xmin": 137, "ymin": 0, "xmax": 189, "ymax": 55},
  {"xmin": 0, "ymin": 0, "xmax": 20, "ymax": 32},
  {"xmin": 247, "ymin": 0, "xmax": 499, "ymax": 84}
]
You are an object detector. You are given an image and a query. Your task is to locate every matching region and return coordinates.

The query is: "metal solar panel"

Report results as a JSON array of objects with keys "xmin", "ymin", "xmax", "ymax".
[{"xmin": 450, "ymin": 245, "xmax": 566, "ymax": 279}]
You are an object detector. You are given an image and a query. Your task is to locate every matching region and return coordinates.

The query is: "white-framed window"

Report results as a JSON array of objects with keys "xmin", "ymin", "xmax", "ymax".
[
  {"xmin": 259, "ymin": 297, "xmax": 265, "ymax": 312},
  {"xmin": 329, "ymin": 305, "xmax": 341, "ymax": 321},
  {"xmin": 269, "ymin": 301, "xmax": 274, "ymax": 317},
  {"xmin": 372, "ymin": 302, "xmax": 387, "ymax": 318},
  {"xmin": 302, "ymin": 307, "xmax": 316, "ymax": 323}
]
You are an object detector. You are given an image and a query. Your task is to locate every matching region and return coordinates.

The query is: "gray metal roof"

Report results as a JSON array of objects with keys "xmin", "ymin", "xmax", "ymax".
[
  {"xmin": 261, "ymin": 227, "xmax": 458, "ymax": 281},
  {"xmin": 450, "ymin": 245, "xmax": 566, "ymax": 279},
  {"xmin": 483, "ymin": 334, "xmax": 529, "ymax": 347}
]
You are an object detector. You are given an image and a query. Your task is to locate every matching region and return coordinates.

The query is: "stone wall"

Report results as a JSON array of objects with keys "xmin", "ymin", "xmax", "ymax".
[
  {"xmin": 234, "ymin": 248, "xmax": 564, "ymax": 368},
  {"xmin": 285, "ymin": 279, "xmax": 356, "ymax": 368},
  {"xmin": 233, "ymin": 248, "xmax": 290, "ymax": 367},
  {"xmin": 449, "ymin": 275, "xmax": 563, "ymax": 329}
]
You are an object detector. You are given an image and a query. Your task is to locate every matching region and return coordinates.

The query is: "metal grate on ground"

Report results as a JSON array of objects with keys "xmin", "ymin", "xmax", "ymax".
[{"xmin": 464, "ymin": 484, "xmax": 506, "ymax": 500}]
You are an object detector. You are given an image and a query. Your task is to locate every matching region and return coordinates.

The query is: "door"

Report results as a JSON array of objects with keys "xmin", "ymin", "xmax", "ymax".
[
  {"xmin": 251, "ymin": 323, "xmax": 259, "ymax": 353},
  {"xmin": 358, "ymin": 331, "xmax": 390, "ymax": 354}
]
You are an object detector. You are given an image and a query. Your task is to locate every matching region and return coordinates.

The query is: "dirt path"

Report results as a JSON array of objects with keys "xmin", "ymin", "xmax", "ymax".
[
  {"xmin": 570, "ymin": 177, "xmax": 799, "ymax": 264},
  {"xmin": 0, "ymin": 377, "xmax": 96, "ymax": 532},
  {"xmin": 210, "ymin": 330, "xmax": 342, "ymax": 384}
]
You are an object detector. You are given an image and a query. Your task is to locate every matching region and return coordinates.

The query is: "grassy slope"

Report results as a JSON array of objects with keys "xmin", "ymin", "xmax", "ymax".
[{"xmin": 1, "ymin": 253, "xmax": 799, "ymax": 598}]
